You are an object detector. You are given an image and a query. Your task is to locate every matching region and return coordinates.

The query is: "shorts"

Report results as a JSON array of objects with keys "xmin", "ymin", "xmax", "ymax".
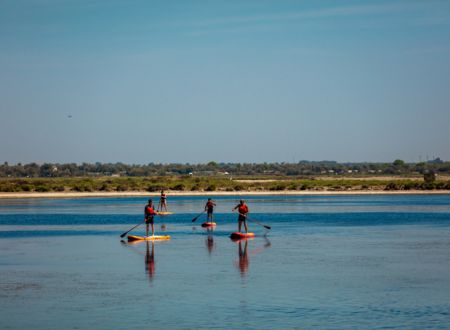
[
  {"xmin": 145, "ymin": 216, "xmax": 154, "ymax": 224},
  {"xmin": 207, "ymin": 209, "xmax": 213, "ymax": 215},
  {"xmin": 238, "ymin": 214, "xmax": 247, "ymax": 222}
]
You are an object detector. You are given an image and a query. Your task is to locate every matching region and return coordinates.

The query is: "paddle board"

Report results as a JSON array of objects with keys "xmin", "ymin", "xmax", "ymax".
[
  {"xmin": 201, "ymin": 222, "xmax": 217, "ymax": 228},
  {"xmin": 230, "ymin": 232, "xmax": 255, "ymax": 239},
  {"xmin": 158, "ymin": 211, "xmax": 173, "ymax": 216},
  {"xmin": 128, "ymin": 235, "xmax": 171, "ymax": 241}
]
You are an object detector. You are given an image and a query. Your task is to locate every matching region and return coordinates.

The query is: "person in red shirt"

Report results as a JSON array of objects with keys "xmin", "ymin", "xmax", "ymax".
[
  {"xmin": 144, "ymin": 199, "xmax": 158, "ymax": 236},
  {"xmin": 204, "ymin": 198, "xmax": 217, "ymax": 223},
  {"xmin": 232, "ymin": 199, "xmax": 249, "ymax": 233}
]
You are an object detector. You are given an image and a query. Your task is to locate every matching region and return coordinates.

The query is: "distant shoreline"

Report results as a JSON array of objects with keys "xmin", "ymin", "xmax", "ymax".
[{"xmin": 1, "ymin": 190, "xmax": 450, "ymax": 199}]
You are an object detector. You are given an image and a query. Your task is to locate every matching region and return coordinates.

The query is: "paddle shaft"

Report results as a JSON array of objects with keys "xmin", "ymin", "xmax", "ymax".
[
  {"xmin": 192, "ymin": 210, "xmax": 206, "ymax": 222},
  {"xmin": 120, "ymin": 219, "xmax": 146, "ymax": 238},
  {"xmin": 238, "ymin": 212, "xmax": 271, "ymax": 230}
]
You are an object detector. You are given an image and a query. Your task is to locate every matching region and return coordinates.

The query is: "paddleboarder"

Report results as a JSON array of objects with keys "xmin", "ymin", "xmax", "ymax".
[
  {"xmin": 158, "ymin": 190, "xmax": 168, "ymax": 212},
  {"xmin": 145, "ymin": 199, "xmax": 158, "ymax": 237},
  {"xmin": 232, "ymin": 199, "xmax": 249, "ymax": 233},
  {"xmin": 204, "ymin": 198, "xmax": 216, "ymax": 223}
]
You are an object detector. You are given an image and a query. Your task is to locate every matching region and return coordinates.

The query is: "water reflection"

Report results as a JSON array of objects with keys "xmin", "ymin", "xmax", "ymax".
[
  {"xmin": 145, "ymin": 241, "xmax": 155, "ymax": 281},
  {"xmin": 254, "ymin": 236, "xmax": 272, "ymax": 252},
  {"xmin": 232, "ymin": 236, "xmax": 271, "ymax": 277},
  {"xmin": 237, "ymin": 240, "xmax": 249, "ymax": 276},
  {"xmin": 121, "ymin": 240, "xmax": 157, "ymax": 283},
  {"xmin": 205, "ymin": 228, "xmax": 215, "ymax": 255}
]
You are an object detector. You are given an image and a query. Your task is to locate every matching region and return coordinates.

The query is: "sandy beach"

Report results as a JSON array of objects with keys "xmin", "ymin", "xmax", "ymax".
[{"xmin": 0, "ymin": 189, "xmax": 449, "ymax": 199}]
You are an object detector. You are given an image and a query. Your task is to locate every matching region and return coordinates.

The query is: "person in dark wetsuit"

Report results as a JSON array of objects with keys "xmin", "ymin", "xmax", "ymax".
[
  {"xmin": 232, "ymin": 199, "xmax": 249, "ymax": 233},
  {"xmin": 204, "ymin": 198, "xmax": 216, "ymax": 223},
  {"xmin": 144, "ymin": 199, "xmax": 158, "ymax": 236},
  {"xmin": 158, "ymin": 190, "xmax": 168, "ymax": 212}
]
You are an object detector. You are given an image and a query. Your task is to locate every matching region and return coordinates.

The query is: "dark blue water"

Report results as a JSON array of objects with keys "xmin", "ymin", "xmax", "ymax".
[
  {"xmin": 1, "ymin": 194, "xmax": 450, "ymax": 329},
  {"xmin": 1, "ymin": 194, "xmax": 449, "ymax": 215}
]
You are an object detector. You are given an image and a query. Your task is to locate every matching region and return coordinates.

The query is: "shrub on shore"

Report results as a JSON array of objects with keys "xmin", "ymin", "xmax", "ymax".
[
  {"xmin": 0, "ymin": 176, "xmax": 448, "ymax": 193},
  {"xmin": 205, "ymin": 184, "xmax": 216, "ymax": 191},
  {"xmin": 35, "ymin": 185, "xmax": 50, "ymax": 192},
  {"xmin": 171, "ymin": 183, "xmax": 185, "ymax": 191},
  {"xmin": 233, "ymin": 184, "xmax": 244, "ymax": 191},
  {"xmin": 191, "ymin": 184, "xmax": 201, "ymax": 191}
]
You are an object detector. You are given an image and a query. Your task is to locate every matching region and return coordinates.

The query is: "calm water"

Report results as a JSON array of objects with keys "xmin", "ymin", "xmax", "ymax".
[{"xmin": 1, "ymin": 195, "xmax": 450, "ymax": 329}]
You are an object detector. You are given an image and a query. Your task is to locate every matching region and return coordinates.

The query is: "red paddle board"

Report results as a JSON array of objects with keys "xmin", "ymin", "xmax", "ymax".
[
  {"xmin": 201, "ymin": 222, "xmax": 217, "ymax": 228},
  {"xmin": 230, "ymin": 232, "xmax": 255, "ymax": 239}
]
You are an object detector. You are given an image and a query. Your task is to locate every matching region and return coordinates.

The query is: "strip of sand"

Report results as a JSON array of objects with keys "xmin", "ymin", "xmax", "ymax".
[{"xmin": 0, "ymin": 190, "xmax": 449, "ymax": 199}]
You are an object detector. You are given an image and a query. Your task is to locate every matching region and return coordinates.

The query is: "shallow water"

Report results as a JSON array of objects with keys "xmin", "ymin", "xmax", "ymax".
[{"xmin": 1, "ymin": 195, "xmax": 450, "ymax": 329}]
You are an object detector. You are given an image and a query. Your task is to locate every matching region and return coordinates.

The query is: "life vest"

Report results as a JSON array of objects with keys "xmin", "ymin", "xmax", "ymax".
[
  {"xmin": 145, "ymin": 205, "xmax": 157, "ymax": 216},
  {"xmin": 238, "ymin": 204, "xmax": 248, "ymax": 214},
  {"xmin": 206, "ymin": 201, "xmax": 214, "ymax": 210}
]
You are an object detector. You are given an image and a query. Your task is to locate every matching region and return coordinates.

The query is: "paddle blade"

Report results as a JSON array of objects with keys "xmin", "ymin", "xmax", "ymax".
[{"xmin": 264, "ymin": 225, "xmax": 271, "ymax": 230}]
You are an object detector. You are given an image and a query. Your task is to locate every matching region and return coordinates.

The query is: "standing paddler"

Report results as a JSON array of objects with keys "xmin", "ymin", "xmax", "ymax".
[
  {"xmin": 158, "ymin": 190, "xmax": 168, "ymax": 212},
  {"xmin": 232, "ymin": 199, "xmax": 249, "ymax": 233},
  {"xmin": 144, "ymin": 199, "xmax": 158, "ymax": 237},
  {"xmin": 204, "ymin": 198, "xmax": 216, "ymax": 223}
]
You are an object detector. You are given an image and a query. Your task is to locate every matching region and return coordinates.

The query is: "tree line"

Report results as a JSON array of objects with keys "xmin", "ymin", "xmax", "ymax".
[{"xmin": 0, "ymin": 159, "xmax": 448, "ymax": 178}]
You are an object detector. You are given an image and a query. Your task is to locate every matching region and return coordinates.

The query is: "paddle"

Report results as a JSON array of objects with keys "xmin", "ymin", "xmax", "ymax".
[
  {"xmin": 192, "ymin": 210, "xmax": 206, "ymax": 222},
  {"xmin": 239, "ymin": 213, "xmax": 271, "ymax": 230},
  {"xmin": 120, "ymin": 219, "xmax": 146, "ymax": 238}
]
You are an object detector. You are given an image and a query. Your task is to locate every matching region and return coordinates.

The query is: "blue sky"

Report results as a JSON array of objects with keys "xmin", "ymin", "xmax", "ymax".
[{"xmin": 1, "ymin": 0, "xmax": 449, "ymax": 164}]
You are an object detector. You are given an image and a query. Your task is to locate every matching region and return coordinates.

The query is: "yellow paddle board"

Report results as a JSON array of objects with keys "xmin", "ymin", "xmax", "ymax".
[
  {"xmin": 127, "ymin": 235, "xmax": 171, "ymax": 241},
  {"xmin": 158, "ymin": 211, "xmax": 173, "ymax": 216}
]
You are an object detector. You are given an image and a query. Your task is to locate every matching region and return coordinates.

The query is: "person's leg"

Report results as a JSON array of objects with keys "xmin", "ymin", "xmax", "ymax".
[
  {"xmin": 238, "ymin": 220, "xmax": 242, "ymax": 232},
  {"xmin": 151, "ymin": 223, "xmax": 154, "ymax": 236},
  {"xmin": 244, "ymin": 220, "xmax": 248, "ymax": 233},
  {"xmin": 146, "ymin": 222, "xmax": 149, "ymax": 237}
]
